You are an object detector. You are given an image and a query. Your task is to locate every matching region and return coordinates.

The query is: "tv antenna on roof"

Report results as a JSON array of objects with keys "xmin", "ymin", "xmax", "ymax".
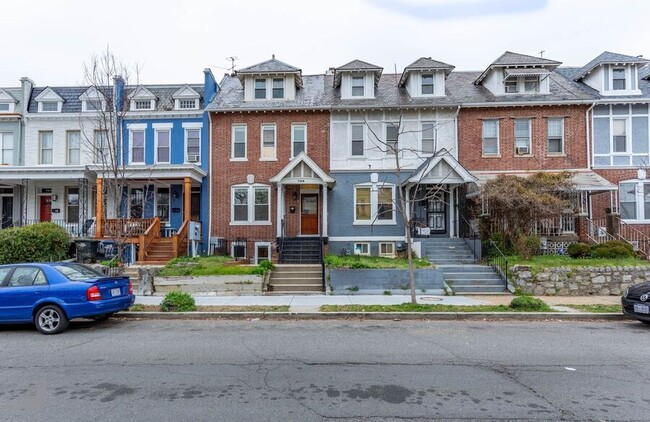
[
  {"xmin": 225, "ymin": 56, "xmax": 238, "ymax": 74},
  {"xmin": 539, "ymin": 50, "xmax": 545, "ymax": 58}
]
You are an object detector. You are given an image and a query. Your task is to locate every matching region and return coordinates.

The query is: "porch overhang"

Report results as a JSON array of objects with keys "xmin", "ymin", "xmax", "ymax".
[
  {"xmin": 269, "ymin": 152, "xmax": 335, "ymax": 187},
  {"xmin": 89, "ymin": 164, "xmax": 206, "ymax": 184},
  {"xmin": 0, "ymin": 166, "xmax": 97, "ymax": 184},
  {"xmin": 404, "ymin": 149, "xmax": 478, "ymax": 187}
]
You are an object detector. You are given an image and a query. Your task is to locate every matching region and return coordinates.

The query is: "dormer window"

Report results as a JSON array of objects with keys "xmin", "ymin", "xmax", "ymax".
[
  {"xmin": 505, "ymin": 79, "xmax": 518, "ymax": 93},
  {"xmin": 524, "ymin": 76, "xmax": 539, "ymax": 93},
  {"xmin": 272, "ymin": 78, "xmax": 284, "ymax": 99},
  {"xmin": 421, "ymin": 74, "xmax": 434, "ymax": 95},
  {"xmin": 41, "ymin": 101, "xmax": 59, "ymax": 112},
  {"xmin": 0, "ymin": 103, "xmax": 12, "ymax": 112},
  {"xmin": 178, "ymin": 99, "xmax": 198, "ymax": 109},
  {"xmin": 255, "ymin": 79, "xmax": 266, "ymax": 99},
  {"xmin": 612, "ymin": 67, "xmax": 626, "ymax": 90},
  {"xmin": 86, "ymin": 100, "xmax": 104, "ymax": 111},
  {"xmin": 351, "ymin": 76, "xmax": 365, "ymax": 97},
  {"xmin": 134, "ymin": 100, "xmax": 154, "ymax": 110},
  {"xmin": 0, "ymin": 90, "xmax": 16, "ymax": 113}
]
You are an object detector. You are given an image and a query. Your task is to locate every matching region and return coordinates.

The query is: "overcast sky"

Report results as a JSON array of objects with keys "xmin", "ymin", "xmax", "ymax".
[{"xmin": 1, "ymin": 0, "xmax": 648, "ymax": 87}]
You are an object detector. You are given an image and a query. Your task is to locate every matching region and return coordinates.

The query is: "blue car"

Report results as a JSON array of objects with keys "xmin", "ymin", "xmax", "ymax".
[{"xmin": 0, "ymin": 263, "xmax": 135, "ymax": 334}]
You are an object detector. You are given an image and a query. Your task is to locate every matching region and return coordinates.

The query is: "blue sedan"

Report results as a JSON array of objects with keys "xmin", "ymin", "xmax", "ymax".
[{"xmin": 0, "ymin": 263, "xmax": 135, "ymax": 334}]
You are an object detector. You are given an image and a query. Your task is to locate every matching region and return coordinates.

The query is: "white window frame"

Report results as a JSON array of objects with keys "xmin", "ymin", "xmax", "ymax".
[
  {"xmin": 82, "ymin": 100, "xmax": 105, "ymax": 112},
  {"xmin": 128, "ymin": 124, "xmax": 147, "ymax": 164},
  {"xmin": 482, "ymin": 119, "xmax": 500, "ymax": 156},
  {"xmin": 547, "ymin": 117, "xmax": 564, "ymax": 155},
  {"xmin": 128, "ymin": 186, "xmax": 147, "ymax": 219},
  {"xmin": 353, "ymin": 183, "xmax": 396, "ymax": 225},
  {"xmin": 421, "ymin": 122, "xmax": 436, "ymax": 154},
  {"xmin": 230, "ymin": 184, "xmax": 272, "ymax": 225},
  {"xmin": 353, "ymin": 242, "xmax": 370, "ymax": 256},
  {"xmin": 254, "ymin": 242, "xmax": 272, "ymax": 264},
  {"xmin": 0, "ymin": 132, "xmax": 14, "ymax": 165},
  {"xmin": 612, "ymin": 117, "xmax": 628, "ymax": 154},
  {"xmin": 183, "ymin": 122, "xmax": 202, "ymax": 164},
  {"xmin": 379, "ymin": 242, "xmax": 395, "ymax": 257},
  {"xmin": 66, "ymin": 131, "xmax": 81, "ymax": 165},
  {"xmin": 272, "ymin": 78, "xmax": 284, "ymax": 99},
  {"xmin": 153, "ymin": 123, "xmax": 172, "ymax": 164},
  {"xmin": 612, "ymin": 67, "xmax": 627, "ymax": 91},
  {"xmin": 39, "ymin": 101, "xmax": 61, "ymax": 113},
  {"xmin": 291, "ymin": 123, "xmax": 307, "ymax": 158},
  {"xmin": 94, "ymin": 130, "xmax": 110, "ymax": 164},
  {"xmin": 0, "ymin": 102, "xmax": 15, "ymax": 113},
  {"xmin": 231, "ymin": 124, "xmax": 247, "ymax": 161},
  {"xmin": 385, "ymin": 123, "xmax": 398, "ymax": 155},
  {"xmin": 505, "ymin": 79, "xmax": 518, "ymax": 93},
  {"xmin": 619, "ymin": 180, "xmax": 650, "ymax": 222},
  {"xmin": 523, "ymin": 76, "xmax": 539, "ymax": 93},
  {"xmin": 176, "ymin": 98, "xmax": 199, "ymax": 110},
  {"xmin": 351, "ymin": 76, "xmax": 365, "ymax": 97},
  {"xmin": 260, "ymin": 124, "xmax": 277, "ymax": 161},
  {"xmin": 421, "ymin": 74, "xmax": 435, "ymax": 96},
  {"xmin": 350, "ymin": 123, "xmax": 365, "ymax": 157},
  {"xmin": 514, "ymin": 118, "xmax": 531, "ymax": 156},
  {"xmin": 39, "ymin": 131, "xmax": 53, "ymax": 164},
  {"xmin": 133, "ymin": 99, "xmax": 154, "ymax": 111},
  {"xmin": 155, "ymin": 186, "xmax": 171, "ymax": 223},
  {"xmin": 254, "ymin": 78, "xmax": 267, "ymax": 99}
]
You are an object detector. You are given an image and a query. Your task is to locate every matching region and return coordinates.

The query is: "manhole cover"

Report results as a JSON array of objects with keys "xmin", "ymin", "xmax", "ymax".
[{"xmin": 420, "ymin": 296, "xmax": 444, "ymax": 302}]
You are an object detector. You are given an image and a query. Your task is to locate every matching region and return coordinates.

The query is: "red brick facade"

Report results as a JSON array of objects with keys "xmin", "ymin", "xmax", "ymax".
[
  {"xmin": 458, "ymin": 105, "xmax": 589, "ymax": 171},
  {"xmin": 210, "ymin": 110, "xmax": 330, "ymax": 260}
]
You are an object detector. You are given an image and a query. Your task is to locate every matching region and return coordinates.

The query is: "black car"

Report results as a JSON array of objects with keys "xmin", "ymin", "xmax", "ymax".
[{"xmin": 622, "ymin": 282, "xmax": 650, "ymax": 325}]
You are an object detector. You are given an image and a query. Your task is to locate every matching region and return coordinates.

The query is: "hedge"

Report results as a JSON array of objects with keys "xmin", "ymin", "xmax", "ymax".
[{"xmin": 0, "ymin": 223, "xmax": 71, "ymax": 264}]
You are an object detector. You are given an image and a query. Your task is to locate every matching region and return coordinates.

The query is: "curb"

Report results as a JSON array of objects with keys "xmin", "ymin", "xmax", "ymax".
[{"xmin": 115, "ymin": 311, "xmax": 628, "ymax": 321}]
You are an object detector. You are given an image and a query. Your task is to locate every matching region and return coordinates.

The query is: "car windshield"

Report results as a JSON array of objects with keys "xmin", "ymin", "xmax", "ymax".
[{"xmin": 52, "ymin": 263, "xmax": 105, "ymax": 281}]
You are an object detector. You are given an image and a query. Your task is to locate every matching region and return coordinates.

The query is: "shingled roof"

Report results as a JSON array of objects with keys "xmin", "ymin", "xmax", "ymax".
[
  {"xmin": 28, "ymin": 86, "xmax": 113, "ymax": 113},
  {"xmin": 333, "ymin": 60, "xmax": 383, "ymax": 87},
  {"xmin": 573, "ymin": 51, "xmax": 649, "ymax": 81},
  {"xmin": 236, "ymin": 57, "xmax": 303, "ymax": 88},
  {"xmin": 399, "ymin": 57, "xmax": 455, "ymax": 86},
  {"xmin": 123, "ymin": 84, "xmax": 205, "ymax": 112},
  {"xmin": 474, "ymin": 51, "xmax": 562, "ymax": 85}
]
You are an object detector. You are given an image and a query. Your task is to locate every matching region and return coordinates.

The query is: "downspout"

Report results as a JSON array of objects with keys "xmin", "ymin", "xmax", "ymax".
[
  {"xmin": 453, "ymin": 105, "xmax": 461, "ymax": 237},
  {"xmin": 585, "ymin": 102, "xmax": 596, "ymax": 169},
  {"xmin": 207, "ymin": 110, "xmax": 213, "ymax": 249}
]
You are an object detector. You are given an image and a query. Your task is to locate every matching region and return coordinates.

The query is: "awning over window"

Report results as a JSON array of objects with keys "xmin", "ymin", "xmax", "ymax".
[{"xmin": 503, "ymin": 68, "xmax": 550, "ymax": 80}]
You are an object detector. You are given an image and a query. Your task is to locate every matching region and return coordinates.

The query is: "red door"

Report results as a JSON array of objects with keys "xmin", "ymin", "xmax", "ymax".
[
  {"xmin": 39, "ymin": 196, "xmax": 51, "ymax": 222},
  {"xmin": 301, "ymin": 194, "xmax": 318, "ymax": 235}
]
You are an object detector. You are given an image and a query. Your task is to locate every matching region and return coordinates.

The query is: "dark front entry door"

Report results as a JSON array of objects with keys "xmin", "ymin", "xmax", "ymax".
[
  {"xmin": 1, "ymin": 197, "xmax": 13, "ymax": 228},
  {"xmin": 301, "ymin": 194, "xmax": 318, "ymax": 235},
  {"xmin": 39, "ymin": 196, "xmax": 51, "ymax": 222},
  {"xmin": 427, "ymin": 191, "xmax": 446, "ymax": 234}
]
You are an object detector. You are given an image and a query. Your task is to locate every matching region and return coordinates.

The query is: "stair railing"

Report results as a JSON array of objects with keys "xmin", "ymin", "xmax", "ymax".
[
  {"xmin": 487, "ymin": 240, "xmax": 509, "ymax": 291},
  {"xmin": 172, "ymin": 220, "xmax": 189, "ymax": 258},
  {"xmin": 319, "ymin": 235, "xmax": 325, "ymax": 292},
  {"xmin": 585, "ymin": 217, "xmax": 615, "ymax": 244},
  {"xmin": 457, "ymin": 215, "xmax": 481, "ymax": 261},
  {"xmin": 278, "ymin": 218, "xmax": 286, "ymax": 263},
  {"xmin": 614, "ymin": 216, "xmax": 650, "ymax": 258},
  {"xmin": 137, "ymin": 217, "xmax": 161, "ymax": 262}
]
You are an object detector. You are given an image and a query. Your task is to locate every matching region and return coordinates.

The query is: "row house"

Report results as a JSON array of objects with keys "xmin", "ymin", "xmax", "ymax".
[{"xmin": 0, "ymin": 83, "xmax": 25, "ymax": 229}]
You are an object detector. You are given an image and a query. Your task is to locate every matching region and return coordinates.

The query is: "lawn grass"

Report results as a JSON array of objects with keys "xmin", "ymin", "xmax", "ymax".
[
  {"xmin": 319, "ymin": 303, "xmax": 557, "ymax": 313},
  {"xmin": 325, "ymin": 254, "xmax": 430, "ymax": 269},
  {"xmin": 158, "ymin": 256, "xmax": 261, "ymax": 277},
  {"xmin": 565, "ymin": 304, "xmax": 622, "ymax": 313},
  {"xmin": 506, "ymin": 255, "xmax": 647, "ymax": 273},
  {"xmin": 128, "ymin": 304, "xmax": 290, "ymax": 312}
]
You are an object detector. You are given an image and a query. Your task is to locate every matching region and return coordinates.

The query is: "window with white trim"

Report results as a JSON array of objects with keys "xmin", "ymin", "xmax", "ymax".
[
  {"xmin": 134, "ymin": 100, "xmax": 153, "ymax": 110},
  {"xmin": 254, "ymin": 79, "xmax": 266, "ymax": 99},
  {"xmin": 255, "ymin": 242, "xmax": 271, "ymax": 264},
  {"xmin": 0, "ymin": 132, "xmax": 14, "ymax": 165},
  {"xmin": 612, "ymin": 67, "xmax": 626, "ymax": 90},
  {"xmin": 85, "ymin": 100, "xmax": 103, "ymax": 112},
  {"xmin": 40, "ymin": 131, "xmax": 53, "ymax": 164},
  {"xmin": 613, "ymin": 118, "xmax": 627, "ymax": 153},
  {"xmin": 0, "ymin": 103, "xmax": 12, "ymax": 112},
  {"xmin": 292, "ymin": 124, "xmax": 306, "ymax": 157},
  {"xmin": 351, "ymin": 124, "xmax": 364, "ymax": 156},
  {"xmin": 232, "ymin": 185, "xmax": 270, "ymax": 223},
  {"xmin": 156, "ymin": 130, "xmax": 170, "ymax": 163},
  {"xmin": 547, "ymin": 118, "xmax": 564, "ymax": 154},
  {"xmin": 94, "ymin": 130, "xmax": 110, "ymax": 164},
  {"xmin": 41, "ymin": 101, "xmax": 59, "ymax": 112},
  {"xmin": 130, "ymin": 130, "xmax": 145, "ymax": 163},
  {"xmin": 178, "ymin": 99, "xmax": 198, "ymax": 109},
  {"xmin": 351, "ymin": 76, "xmax": 364, "ymax": 97},
  {"xmin": 232, "ymin": 125, "xmax": 247, "ymax": 159},
  {"xmin": 272, "ymin": 78, "xmax": 284, "ymax": 99},
  {"xmin": 354, "ymin": 184, "xmax": 395, "ymax": 224},
  {"xmin": 421, "ymin": 122, "xmax": 435, "ymax": 154},
  {"xmin": 386, "ymin": 124, "xmax": 398, "ymax": 155},
  {"xmin": 524, "ymin": 76, "xmax": 539, "ymax": 93},
  {"xmin": 421, "ymin": 74, "xmax": 434, "ymax": 95},
  {"xmin": 261, "ymin": 124, "xmax": 276, "ymax": 159},
  {"xmin": 620, "ymin": 181, "xmax": 650, "ymax": 221},
  {"xmin": 67, "ymin": 131, "xmax": 81, "ymax": 165},
  {"xmin": 186, "ymin": 128, "xmax": 201, "ymax": 162},
  {"xmin": 514, "ymin": 119, "xmax": 531, "ymax": 155},
  {"xmin": 379, "ymin": 242, "xmax": 395, "ymax": 257},
  {"xmin": 482, "ymin": 120, "xmax": 499, "ymax": 155},
  {"xmin": 354, "ymin": 243, "xmax": 370, "ymax": 256}
]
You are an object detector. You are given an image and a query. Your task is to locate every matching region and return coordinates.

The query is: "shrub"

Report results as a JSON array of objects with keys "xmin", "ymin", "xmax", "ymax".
[
  {"xmin": 258, "ymin": 260, "xmax": 275, "ymax": 273},
  {"xmin": 160, "ymin": 291, "xmax": 196, "ymax": 312},
  {"xmin": 514, "ymin": 234, "xmax": 541, "ymax": 259},
  {"xmin": 591, "ymin": 240, "xmax": 636, "ymax": 259},
  {"xmin": 509, "ymin": 296, "xmax": 551, "ymax": 312},
  {"xmin": 567, "ymin": 242, "xmax": 591, "ymax": 259},
  {"xmin": 0, "ymin": 222, "xmax": 70, "ymax": 265}
]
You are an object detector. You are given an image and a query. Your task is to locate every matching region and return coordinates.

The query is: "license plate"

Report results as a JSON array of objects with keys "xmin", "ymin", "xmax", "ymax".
[
  {"xmin": 634, "ymin": 303, "xmax": 650, "ymax": 314},
  {"xmin": 111, "ymin": 288, "xmax": 121, "ymax": 297}
]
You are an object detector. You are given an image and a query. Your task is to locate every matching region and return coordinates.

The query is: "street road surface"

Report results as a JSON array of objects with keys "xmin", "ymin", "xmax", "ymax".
[{"xmin": 1, "ymin": 318, "xmax": 649, "ymax": 421}]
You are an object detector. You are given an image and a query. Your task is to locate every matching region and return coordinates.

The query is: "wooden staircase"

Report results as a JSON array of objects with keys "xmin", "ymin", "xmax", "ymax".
[
  {"xmin": 136, "ymin": 217, "xmax": 188, "ymax": 265},
  {"xmin": 142, "ymin": 237, "xmax": 175, "ymax": 265}
]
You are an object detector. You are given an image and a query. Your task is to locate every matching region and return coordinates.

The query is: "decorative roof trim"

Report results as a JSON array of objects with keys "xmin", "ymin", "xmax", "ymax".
[
  {"xmin": 269, "ymin": 151, "xmax": 334, "ymax": 184},
  {"xmin": 34, "ymin": 87, "xmax": 64, "ymax": 102},
  {"xmin": 127, "ymin": 86, "xmax": 157, "ymax": 100}
]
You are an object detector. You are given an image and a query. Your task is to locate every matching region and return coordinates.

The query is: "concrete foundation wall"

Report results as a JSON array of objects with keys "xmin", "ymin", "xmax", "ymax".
[{"xmin": 327, "ymin": 268, "xmax": 444, "ymax": 295}]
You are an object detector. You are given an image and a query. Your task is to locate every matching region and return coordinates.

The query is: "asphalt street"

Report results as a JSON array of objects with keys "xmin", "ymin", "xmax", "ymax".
[{"xmin": 1, "ymin": 318, "xmax": 649, "ymax": 421}]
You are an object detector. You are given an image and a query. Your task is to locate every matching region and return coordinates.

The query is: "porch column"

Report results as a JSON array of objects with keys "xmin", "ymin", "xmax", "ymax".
[
  {"xmin": 322, "ymin": 183, "xmax": 328, "ymax": 237},
  {"xmin": 184, "ymin": 177, "xmax": 191, "ymax": 222},
  {"xmin": 276, "ymin": 183, "xmax": 283, "ymax": 237},
  {"xmin": 404, "ymin": 186, "xmax": 411, "ymax": 237},
  {"xmin": 450, "ymin": 187, "xmax": 456, "ymax": 237},
  {"xmin": 95, "ymin": 178, "xmax": 103, "ymax": 238}
]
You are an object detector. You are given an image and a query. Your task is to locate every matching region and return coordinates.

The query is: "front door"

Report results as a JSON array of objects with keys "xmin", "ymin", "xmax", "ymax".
[
  {"xmin": 301, "ymin": 194, "xmax": 318, "ymax": 235},
  {"xmin": 39, "ymin": 196, "xmax": 51, "ymax": 222},
  {"xmin": 427, "ymin": 191, "xmax": 446, "ymax": 234},
  {"xmin": 1, "ymin": 197, "xmax": 13, "ymax": 228}
]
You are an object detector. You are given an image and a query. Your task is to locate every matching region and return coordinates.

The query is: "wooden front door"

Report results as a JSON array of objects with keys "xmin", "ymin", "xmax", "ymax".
[
  {"xmin": 39, "ymin": 196, "xmax": 51, "ymax": 222},
  {"xmin": 301, "ymin": 194, "xmax": 318, "ymax": 235}
]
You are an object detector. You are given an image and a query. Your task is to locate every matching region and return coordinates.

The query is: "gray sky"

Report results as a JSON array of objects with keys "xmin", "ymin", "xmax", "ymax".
[{"xmin": 1, "ymin": 0, "xmax": 648, "ymax": 87}]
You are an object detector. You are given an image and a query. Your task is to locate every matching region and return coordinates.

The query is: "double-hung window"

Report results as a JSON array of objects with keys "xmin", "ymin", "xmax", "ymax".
[
  {"xmin": 524, "ymin": 77, "xmax": 539, "ymax": 93},
  {"xmin": 94, "ymin": 130, "xmax": 110, "ymax": 164},
  {"xmin": 505, "ymin": 79, "xmax": 518, "ymax": 93},
  {"xmin": 421, "ymin": 123, "xmax": 435, "ymax": 154},
  {"xmin": 351, "ymin": 76, "xmax": 364, "ymax": 97},
  {"xmin": 130, "ymin": 130, "xmax": 145, "ymax": 163},
  {"xmin": 612, "ymin": 68, "xmax": 626, "ymax": 90},
  {"xmin": 0, "ymin": 132, "xmax": 14, "ymax": 165},
  {"xmin": 67, "ymin": 131, "xmax": 81, "ymax": 164},
  {"xmin": 547, "ymin": 118, "xmax": 564, "ymax": 154},
  {"xmin": 40, "ymin": 131, "xmax": 53, "ymax": 164},
  {"xmin": 514, "ymin": 119, "xmax": 531, "ymax": 155},
  {"xmin": 272, "ymin": 78, "xmax": 284, "ymax": 99},
  {"xmin": 482, "ymin": 120, "xmax": 499, "ymax": 155},
  {"xmin": 354, "ymin": 184, "xmax": 395, "ymax": 224},
  {"xmin": 185, "ymin": 128, "xmax": 201, "ymax": 163},
  {"xmin": 254, "ymin": 79, "xmax": 266, "ymax": 99},
  {"xmin": 156, "ymin": 130, "xmax": 170, "ymax": 163},
  {"xmin": 232, "ymin": 125, "xmax": 247, "ymax": 159},
  {"xmin": 41, "ymin": 101, "xmax": 59, "ymax": 112},
  {"xmin": 613, "ymin": 118, "xmax": 627, "ymax": 153},
  {"xmin": 386, "ymin": 124, "xmax": 398, "ymax": 155},
  {"xmin": 292, "ymin": 124, "xmax": 306, "ymax": 157},
  {"xmin": 421, "ymin": 74, "xmax": 434, "ymax": 95},
  {"xmin": 351, "ymin": 124, "xmax": 364, "ymax": 156},
  {"xmin": 620, "ymin": 181, "xmax": 650, "ymax": 221},
  {"xmin": 232, "ymin": 185, "xmax": 270, "ymax": 224},
  {"xmin": 0, "ymin": 103, "xmax": 10, "ymax": 112},
  {"xmin": 261, "ymin": 124, "xmax": 276, "ymax": 159}
]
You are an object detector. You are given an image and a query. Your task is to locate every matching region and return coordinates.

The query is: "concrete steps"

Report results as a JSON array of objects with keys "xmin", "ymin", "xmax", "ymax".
[{"xmin": 268, "ymin": 264, "xmax": 324, "ymax": 295}]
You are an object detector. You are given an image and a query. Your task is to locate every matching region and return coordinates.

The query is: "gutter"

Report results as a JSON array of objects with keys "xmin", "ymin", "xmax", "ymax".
[{"xmin": 585, "ymin": 102, "xmax": 596, "ymax": 169}]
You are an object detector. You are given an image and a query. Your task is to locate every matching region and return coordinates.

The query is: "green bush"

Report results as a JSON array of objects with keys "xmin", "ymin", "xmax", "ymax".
[
  {"xmin": 514, "ymin": 234, "xmax": 541, "ymax": 259},
  {"xmin": 0, "ymin": 222, "xmax": 71, "ymax": 265},
  {"xmin": 591, "ymin": 240, "xmax": 636, "ymax": 259},
  {"xmin": 567, "ymin": 242, "xmax": 591, "ymax": 259},
  {"xmin": 258, "ymin": 260, "xmax": 275, "ymax": 272},
  {"xmin": 160, "ymin": 291, "xmax": 196, "ymax": 312},
  {"xmin": 509, "ymin": 296, "xmax": 551, "ymax": 312}
]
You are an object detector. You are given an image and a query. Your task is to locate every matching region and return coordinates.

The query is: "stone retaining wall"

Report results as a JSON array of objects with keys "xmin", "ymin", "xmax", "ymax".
[{"xmin": 512, "ymin": 265, "xmax": 650, "ymax": 296}]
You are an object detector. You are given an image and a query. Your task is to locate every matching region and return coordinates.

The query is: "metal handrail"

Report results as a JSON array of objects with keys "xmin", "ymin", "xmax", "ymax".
[
  {"xmin": 487, "ymin": 240, "xmax": 509, "ymax": 290},
  {"xmin": 457, "ymin": 215, "xmax": 480, "ymax": 261},
  {"xmin": 278, "ymin": 218, "xmax": 286, "ymax": 263},
  {"xmin": 615, "ymin": 216, "xmax": 650, "ymax": 258},
  {"xmin": 320, "ymin": 234, "xmax": 325, "ymax": 292}
]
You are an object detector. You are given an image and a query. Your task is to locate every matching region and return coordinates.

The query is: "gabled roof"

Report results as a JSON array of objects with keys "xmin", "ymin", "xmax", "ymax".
[
  {"xmin": 172, "ymin": 85, "xmax": 200, "ymax": 98},
  {"xmin": 128, "ymin": 86, "xmax": 156, "ymax": 100},
  {"xmin": 574, "ymin": 51, "xmax": 650, "ymax": 81},
  {"xmin": 269, "ymin": 152, "xmax": 334, "ymax": 186},
  {"xmin": 236, "ymin": 57, "xmax": 303, "ymax": 88},
  {"xmin": 123, "ymin": 84, "xmax": 204, "ymax": 112},
  {"xmin": 406, "ymin": 149, "xmax": 477, "ymax": 186},
  {"xmin": 79, "ymin": 86, "xmax": 107, "ymax": 101},
  {"xmin": 474, "ymin": 51, "xmax": 561, "ymax": 85},
  {"xmin": 399, "ymin": 57, "xmax": 455, "ymax": 86},
  {"xmin": 334, "ymin": 60, "xmax": 383, "ymax": 87},
  {"xmin": 34, "ymin": 87, "xmax": 64, "ymax": 102},
  {"xmin": 0, "ymin": 88, "xmax": 18, "ymax": 103}
]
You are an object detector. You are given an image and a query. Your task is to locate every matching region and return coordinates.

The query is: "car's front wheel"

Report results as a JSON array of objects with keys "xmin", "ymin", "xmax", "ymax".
[{"xmin": 35, "ymin": 305, "xmax": 69, "ymax": 335}]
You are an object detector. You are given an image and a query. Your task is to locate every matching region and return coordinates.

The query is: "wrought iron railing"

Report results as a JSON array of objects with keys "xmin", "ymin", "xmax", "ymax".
[
  {"xmin": 457, "ymin": 215, "xmax": 481, "ymax": 261},
  {"xmin": 487, "ymin": 240, "xmax": 509, "ymax": 291},
  {"xmin": 278, "ymin": 218, "xmax": 286, "ymax": 263},
  {"xmin": 615, "ymin": 216, "xmax": 650, "ymax": 258}
]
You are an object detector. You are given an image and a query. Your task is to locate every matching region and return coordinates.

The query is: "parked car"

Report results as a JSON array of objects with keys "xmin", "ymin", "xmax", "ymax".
[
  {"xmin": 0, "ymin": 263, "xmax": 134, "ymax": 334},
  {"xmin": 622, "ymin": 282, "xmax": 650, "ymax": 325}
]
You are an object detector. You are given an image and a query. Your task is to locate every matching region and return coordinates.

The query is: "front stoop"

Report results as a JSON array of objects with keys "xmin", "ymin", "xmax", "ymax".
[{"xmin": 267, "ymin": 264, "xmax": 324, "ymax": 295}]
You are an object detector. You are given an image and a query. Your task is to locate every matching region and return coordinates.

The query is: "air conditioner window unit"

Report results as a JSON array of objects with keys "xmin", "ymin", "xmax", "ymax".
[
  {"xmin": 515, "ymin": 146, "xmax": 529, "ymax": 155},
  {"xmin": 187, "ymin": 155, "xmax": 200, "ymax": 162}
]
